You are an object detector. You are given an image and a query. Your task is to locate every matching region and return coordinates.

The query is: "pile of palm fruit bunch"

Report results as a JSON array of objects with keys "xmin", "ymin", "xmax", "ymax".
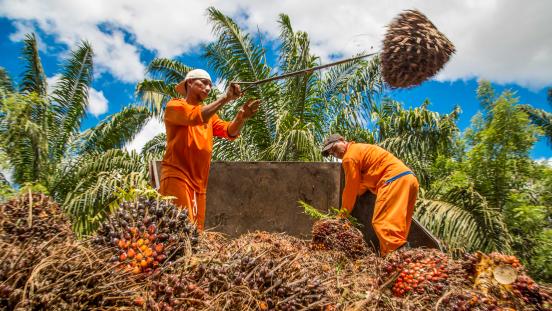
[
  {"xmin": 0, "ymin": 192, "xmax": 73, "ymax": 244},
  {"xmin": 6, "ymin": 239, "xmax": 143, "ymax": 309},
  {"xmin": 311, "ymin": 218, "xmax": 369, "ymax": 258},
  {"xmin": 1, "ymin": 192, "xmax": 551, "ymax": 310},
  {"xmin": 137, "ymin": 231, "xmax": 336, "ymax": 310},
  {"xmin": 381, "ymin": 9, "xmax": 456, "ymax": 88},
  {"xmin": 0, "ymin": 192, "xmax": 74, "ymax": 309},
  {"xmin": 92, "ymin": 196, "xmax": 199, "ymax": 276}
]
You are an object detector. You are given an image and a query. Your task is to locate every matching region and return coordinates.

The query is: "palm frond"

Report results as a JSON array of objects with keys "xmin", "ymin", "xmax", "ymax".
[
  {"xmin": 19, "ymin": 33, "xmax": 47, "ymax": 96},
  {"xmin": 135, "ymin": 79, "xmax": 178, "ymax": 117},
  {"xmin": 0, "ymin": 67, "xmax": 14, "ymax": 94},
  {"xmin": 51, "ymin": 41, "xmax": 94, "ymax": 162},
  {"xmin": 76, "ymin": 106, "xmax": 151, "ymax": 154},
  {"xmin": 140, "ymin": 132, "xmax": 166, "ymax": 157},
  {"xmin": 52, "ymin": 149, "xmax": 144, "ymax": 200},
  {"xmin": 0, "ymin": 93, "xmax": 51, "ymax": 185},
  {"xmin": 63, "ymin": 170, "xmax": 148, "ymax": 235},
  {"xmin": 146, "ymin": 58, "xmax": 192, "ymax": 84},
  {"xmin": 519, "ymin": 104, "xmax": 552, "ymax": 145},
  {"xmin": 416, "ymin": 185, "xmax": 511, "ymax": 254},
  {"xmin": 205, "ymin": 7, "xmax": 279, "ymax": 151}
]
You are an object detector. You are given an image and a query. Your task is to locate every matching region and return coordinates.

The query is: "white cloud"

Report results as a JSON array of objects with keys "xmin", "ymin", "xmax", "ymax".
[
  {"xmin": 1, "ymin": 0, "xmax": 551, "ymax": 89},
  {"xmin": 535, "ymin": 157, "xmax": 552, "ymax": 167},
  {"xmin": 87, "ymin": 88, "xmax": 108, "ymax": 116},
  {"xmin": 124, "ymin": 118, "xmax": 165, "ymax": 153},
  {"xmin": 46, "ymin": 74, "xmax": 61, "ymax": 95}
]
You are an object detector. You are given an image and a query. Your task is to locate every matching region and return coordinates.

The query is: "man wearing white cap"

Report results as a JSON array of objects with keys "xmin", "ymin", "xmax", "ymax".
[{"xmin": 159, "ymin": 69, "xmax": 260, "ymax": 230}]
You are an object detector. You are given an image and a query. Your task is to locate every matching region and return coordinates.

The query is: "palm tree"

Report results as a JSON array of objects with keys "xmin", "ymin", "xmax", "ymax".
[
  {"xmin": 137, "ymin": 8, "xmax": 383, "ymax": 161},
  {"xmin": 0, "ymin": 34, "xmax": 151, "ymax": 234},
  {"xmin": 518, "ymin": 87, "xmax": 552, "ymax": 145}
]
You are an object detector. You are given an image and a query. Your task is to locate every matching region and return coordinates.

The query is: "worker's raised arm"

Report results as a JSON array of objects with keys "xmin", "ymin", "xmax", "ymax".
[{"xmin": 201, "ymin": 83, "xmax": 242, "ymax": 121}]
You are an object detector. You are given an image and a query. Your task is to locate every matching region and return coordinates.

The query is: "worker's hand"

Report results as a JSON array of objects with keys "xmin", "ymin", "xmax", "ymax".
[
  {"xmin": 224, "ymin": 83, "xmax": 243, "ymax": 101},
  {"xmin": 240, "ymin": 99, "xmax": 260, "ymax": 119}
]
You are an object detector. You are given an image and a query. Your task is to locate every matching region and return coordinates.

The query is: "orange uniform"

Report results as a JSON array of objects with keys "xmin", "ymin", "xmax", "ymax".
[
  {"xmin": 341, "ymin": 143, "xmax": 419, "ymax": 256},
  {"xmin": 159, "ymin": 98, "xmax": 236, "ymax": 230}
]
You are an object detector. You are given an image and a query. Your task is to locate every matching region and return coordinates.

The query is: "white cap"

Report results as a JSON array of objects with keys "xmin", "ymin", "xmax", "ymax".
[{"xmin": 175, "ymin": 69, "xmax": 212, "ymax": 96}]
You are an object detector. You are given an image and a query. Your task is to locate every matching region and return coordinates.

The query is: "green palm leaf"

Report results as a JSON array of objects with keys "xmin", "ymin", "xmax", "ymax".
[
  {"xmin": 0, "ymin": 93, "xmax": 51, "ymax": 185},
  {"xmin": 415, "ymin": 185, "xmax": 512, "ymax": 254},
  {"xmin": 51, "ymin": 41, "xmax": 94, "ymax": 162},
  {"xmin": 135, "ymin": 79, "xmax": 178, "ymax": 117},
  {"xmin": 0, "ymin": 67, "xmax": 14, "ymax": 94},
  {"xmin": 19, "ymin": 34, "xmax": 47, "ymax": 96},
  {"xmin": 76, "ymin": 106, "xmax": 151, "ymax": 154},
  {"xmin": 146, "ymin": 58, "xmax": 192, "ymax": 84},
  {"xmin": 519, "ymin": 104, "xmax": 552, "ymax": 145},
  {"xmin": 141, "ymin": 132, "xmax": 166, "ymax": 157}
]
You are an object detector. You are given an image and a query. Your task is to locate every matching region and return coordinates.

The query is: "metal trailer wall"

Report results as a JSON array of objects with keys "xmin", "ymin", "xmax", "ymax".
[{"xmin": 205, "ymin": 161, "xmax": 441, "ymax": 250}]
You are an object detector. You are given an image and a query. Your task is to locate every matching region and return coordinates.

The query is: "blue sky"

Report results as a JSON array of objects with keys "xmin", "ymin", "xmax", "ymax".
[{"xmin": 0, "ymin": 0, "xmax": 550, "ymax": 160}]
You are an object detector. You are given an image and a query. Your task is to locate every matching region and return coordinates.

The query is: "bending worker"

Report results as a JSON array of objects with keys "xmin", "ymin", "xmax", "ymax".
[
  {"xmin": 321, "ymin": 134, "xmax": 419, "ymax": 256},
  {"xmin": 159, "ymin": 69, "xmax": 260, "ymax": 230}
]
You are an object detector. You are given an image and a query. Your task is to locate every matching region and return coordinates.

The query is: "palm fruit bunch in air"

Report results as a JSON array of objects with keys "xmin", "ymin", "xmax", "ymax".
[
  {"xmin": 383, "ymin": 249, "xmax": 464, "ymax": 298},
  {"xmin": 311, "ymin": 219, "xmax": 369, "ymax": 258},
  {"xmin": 93, "ymin": 196, "xmax": 198, "ymax": 275},
  {"xmin": 473, "ymin": 252, "xmax": 551, "ymax": 309},
  {"xmin": 0, "ymin": 192, "xmax": 72, "ymax": 244},
  {"xmin": 381, "ymin": 9, "xmax": 455, "ymax": 88}
]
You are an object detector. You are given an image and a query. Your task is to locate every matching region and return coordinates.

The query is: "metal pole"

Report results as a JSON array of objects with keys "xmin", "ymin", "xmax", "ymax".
[{"xmin": 234, "ymin": 52, "xmax": 378, "ymax": 92}]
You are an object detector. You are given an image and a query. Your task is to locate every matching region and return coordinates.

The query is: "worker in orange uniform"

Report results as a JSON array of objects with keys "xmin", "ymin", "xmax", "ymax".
[
  {"xmin": 159, "ymin": 69, "xmax": 260, "ymax": 231},
  {"xmin": 321, "ymin": 134, "xmax": 419, "ymax": 256}
]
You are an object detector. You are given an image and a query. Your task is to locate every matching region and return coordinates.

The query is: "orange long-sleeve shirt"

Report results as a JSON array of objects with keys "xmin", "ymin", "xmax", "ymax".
[
  {"xmin": 341, "ymin": 143, "xmax": 411, "ymax": 213},
  {"xmin": 160, "ymin": 98, "xmax": 236, "ymax": 193}
]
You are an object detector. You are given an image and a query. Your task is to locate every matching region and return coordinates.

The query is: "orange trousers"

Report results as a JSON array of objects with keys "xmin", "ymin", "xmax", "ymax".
[
  {"xmin": 372, "ymin": 174, "xmax": 419, "ymax": 256},
  {"xmin": 159, "ymin": 177, "xmax": 206, "ymax": 231}
]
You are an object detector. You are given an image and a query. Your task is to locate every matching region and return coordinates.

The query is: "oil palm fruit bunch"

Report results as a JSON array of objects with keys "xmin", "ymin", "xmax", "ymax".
[
  {"xmin": 139, "ymin": 273, "xmax": 207, "ymax": 310},
  {"xmin": 473, "ymin": 252, "xmax": 523, "ymax": 296},
  {"xmin": 381, "ymin": 9, "xmax": 455, "ymax": 88},
  {"xmin": 16, "ymin": 240, "xmax": 142, "ymax": 310},
  {"xmin": 384, "ymin": 249, "xmax": 461, "ymax": 298},
  {"xmin": 511, "ymin": 275, "xmax": 552, "ymax": 309},
  {"xmin": 472, "ymin": 252, "xmax": 551, "ymax": 309},
  {"xmin": 93, "ymin": 196, "xmax": 198, "ymax": 275},
  {"xmin": 0, "ymin": 192, "xmax": 72, "ymax": 244},
  {"xmin": 437, "ymin": 290, "xmax": 499, "ymax": 311},
  {"xmin": 311, "ymin": 219, "xmax": 369, "ymax": 258}
]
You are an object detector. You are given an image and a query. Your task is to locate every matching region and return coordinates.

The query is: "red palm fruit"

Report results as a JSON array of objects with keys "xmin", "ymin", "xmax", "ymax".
[
  {"xmin": 127, "ymin": 248, "xmax": 136, "ymax": 258},
  {"xmin": 155, "ymin": 243, "xmax": 164, "ymax": 253},
  {"xmin": 119, "ymin": 253, "xmax": 127, "ymax": 261},
  {"xmin": 134, "ymin": 296, "xmax": 145, "ymax": 306},
  {"xmin": 130, "ymin": 227, "xmax": 138, "ymax": 236}
]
